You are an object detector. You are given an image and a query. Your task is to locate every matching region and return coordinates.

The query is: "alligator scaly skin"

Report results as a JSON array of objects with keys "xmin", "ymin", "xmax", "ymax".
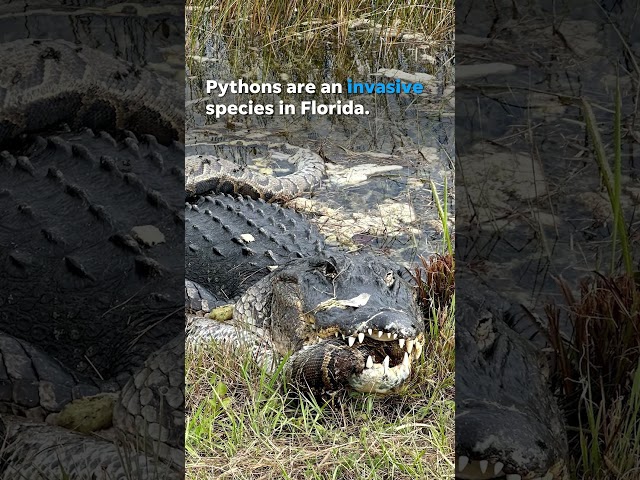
[
  {"xmin": 185, "ymin": 194, "xmax": 325, "ymax": 301},
  {"xmin": 0, "ymin": 130, "xmax": 185, "ymax": 477},
  {"xmin": 0, "ymin": 130, "xmax": 184, "ymax": 377}
]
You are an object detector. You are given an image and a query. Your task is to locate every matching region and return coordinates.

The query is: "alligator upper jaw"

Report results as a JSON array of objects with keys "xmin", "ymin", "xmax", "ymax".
[
  {"xmin": 455, "ymin": 456, "xmax": 556, "ymax": 480},
  {"xmin": 455, "ymin": 404, "xmax": 565, "ymax": 480},
  {"xmin": 331, "ymin": 327, "xmax": 423, "ymax": 357}
]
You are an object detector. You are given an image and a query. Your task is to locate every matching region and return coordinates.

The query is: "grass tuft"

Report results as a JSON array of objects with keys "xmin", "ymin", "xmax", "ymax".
[
  {"xmin": 412, "ymin": 253, "xmax": 454, "ymax": 316},
  {"xmin": 545, "ymin": 273, "xmax": 640, "ymax": 479},
  {"xmin": 581, "ymin": 88, "xmax": 632, "ymax": 275},
  {"xmin": 186, "ymin": 0, "xmax": 453, "ymax": 81}
]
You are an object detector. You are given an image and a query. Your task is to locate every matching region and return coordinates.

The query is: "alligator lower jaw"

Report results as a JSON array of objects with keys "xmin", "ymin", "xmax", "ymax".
[{"xmin": 455, "ymin": 457, "xmax": 555, "ymax": 480}]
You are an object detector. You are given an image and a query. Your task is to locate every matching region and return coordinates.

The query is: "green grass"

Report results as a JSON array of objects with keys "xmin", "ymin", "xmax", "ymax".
[
  {"xmin": 430, "ymin": 177, "xmax": 452, "ymax": 258},
  {"xmin": 186, "ymin": 0, "xmax": 453, "ymax": 81},
  {"xmin": 581, "ymin": 84, "xmax": 632, "ymax": 275},
  {"xmin": 185, "ymin": 254, "xmax": 455, "ymax": 480}
]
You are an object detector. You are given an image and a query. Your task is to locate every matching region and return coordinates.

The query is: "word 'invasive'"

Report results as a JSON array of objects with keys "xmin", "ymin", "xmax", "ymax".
[{"xmin": 346, "ymin": 78, "xmax": 424, "ymax": 94}]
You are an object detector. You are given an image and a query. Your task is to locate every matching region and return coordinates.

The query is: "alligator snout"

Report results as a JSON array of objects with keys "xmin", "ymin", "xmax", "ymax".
[
  {"xmin": 315, "ymin": 307, "xmax": 425, "ymax": 393},
  {"xmin": 456, "ymin": 402, "xmax": 563, "ymax": 480},
  {"xmin": 455, "ymin": 283, "xmax": 568, "ymax": 480}
]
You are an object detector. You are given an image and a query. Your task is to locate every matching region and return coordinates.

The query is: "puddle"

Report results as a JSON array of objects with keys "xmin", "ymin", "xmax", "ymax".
[{"xmin": 457, "ymin": 0, "xmax": 640, "ymax": 310}]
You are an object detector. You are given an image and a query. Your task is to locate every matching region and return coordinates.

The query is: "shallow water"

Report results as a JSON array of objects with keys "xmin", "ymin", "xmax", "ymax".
[
  {"xmin": 457, "ymin": 0, "xmax": 640, "ymax": 312},
  {"xmin": 186, "ymin": 29, "xmax": 454, "ymax": 267}
]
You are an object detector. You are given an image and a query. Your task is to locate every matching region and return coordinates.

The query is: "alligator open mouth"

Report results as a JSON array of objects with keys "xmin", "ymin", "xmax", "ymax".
[
  {"xmin": 333, "ymin": 328, "xmax": 425, "ymax": 393},
  {"xmin": 455, "ymin": 456, "xmax": 556, "ymax": 480},
  {"xmin": 453, "ymin": 276, "xmax": 569, "ymax": 480}
]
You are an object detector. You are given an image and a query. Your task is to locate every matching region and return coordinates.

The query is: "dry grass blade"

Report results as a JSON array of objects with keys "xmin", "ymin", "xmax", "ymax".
[
  {"xmin": 411, "ymin": 253, "xmax": 454, "ymax": 314},
  {"xmin": 186, "ymin": 0, "xmax": 454, "ymax": 80},
  {"xmin": 545, "ymin": 273, "xmax": 640, "ymax": 479}
]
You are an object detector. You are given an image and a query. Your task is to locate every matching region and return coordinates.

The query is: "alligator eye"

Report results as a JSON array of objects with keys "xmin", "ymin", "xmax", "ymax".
[{"xmin": 384, "ymin": 271, "xmax": 395, "ymax": 287}]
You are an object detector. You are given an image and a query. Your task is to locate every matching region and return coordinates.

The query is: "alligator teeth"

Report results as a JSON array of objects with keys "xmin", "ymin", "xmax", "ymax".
[
  {"xmin": 342, "ymin": 334, "xmax": 346, "ymax": 340},
  {"xmin": 366, "ymin": 355, "xmax": 373, "ymax": 369},
  {"xmin": 415, "ymin": 340, "xmax": 423, "ymax": 359},
  {"xmin": 357, "ymin": 332, "xmax": 365, "ymax": 343},
  {"xmin": 335, "ymin": 332, "xmax": 339, "ymax": 338},
  {"xmin": 348, "ymin": 336, "xmax": 356, "ymax": 347},
  {"xmin": 406, "ymin": 339, "xmax": 415, "ymax": 354},
  {"xmin": 365, "ymin": 329, "xmax": 403, "ymax": 342},
  {"xmin": 402, "ymin": 352, "xmax": 409, "ymax": 366},
  {"xmin": 382, "ymin": 355, "xmax": 389, "ymax": 373},
  {"xmin": 456, "ymin": 457, "xmax": 515, "ymax": 478},
  {"xmin": 398, "ymin": 338, "xmax": 405, "ymax": 348}
]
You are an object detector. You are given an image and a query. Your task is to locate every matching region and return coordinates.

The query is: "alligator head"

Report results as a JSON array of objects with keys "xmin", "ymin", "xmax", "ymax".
[
  {"xmin": 456, "ymin": 281, "xmax": 568, "ymax": 480},
  {"xmin": 233, "ymin": 253, "xmax": 425, "ymax": 394}
]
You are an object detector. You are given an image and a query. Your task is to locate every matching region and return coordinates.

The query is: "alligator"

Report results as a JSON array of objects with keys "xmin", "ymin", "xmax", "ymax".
[
  {"xmin": 0, "ymin": 6, "xmax": 185, "ymax": 477},
  {"xmin": 455, "ymin": 275, "xmax": 568, "ymax": 480},
  {"xmin": 185, "ymin": 193, "xmax": 426, "ymax": 395}
]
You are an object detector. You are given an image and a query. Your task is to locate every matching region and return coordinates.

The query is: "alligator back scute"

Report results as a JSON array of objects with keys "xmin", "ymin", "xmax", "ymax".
[
  {"xmin": 185, "ymin": 194, "xmax": 326, "ymax": 301},
  {"xmin": 0, "ymin": 130, "xmax": 184, "ymax": 378}
]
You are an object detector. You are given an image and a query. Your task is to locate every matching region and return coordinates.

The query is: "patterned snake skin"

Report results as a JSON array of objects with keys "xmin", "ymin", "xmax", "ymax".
[{"xmin": 185, "ymin": 140, "xmax": 325, "ymax": 201}]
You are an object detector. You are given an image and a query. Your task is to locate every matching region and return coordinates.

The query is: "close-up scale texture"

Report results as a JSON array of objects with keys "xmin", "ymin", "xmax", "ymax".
[{"xmin": 0, "ymin": 1, "xmax": 185, "ymax": 478}]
